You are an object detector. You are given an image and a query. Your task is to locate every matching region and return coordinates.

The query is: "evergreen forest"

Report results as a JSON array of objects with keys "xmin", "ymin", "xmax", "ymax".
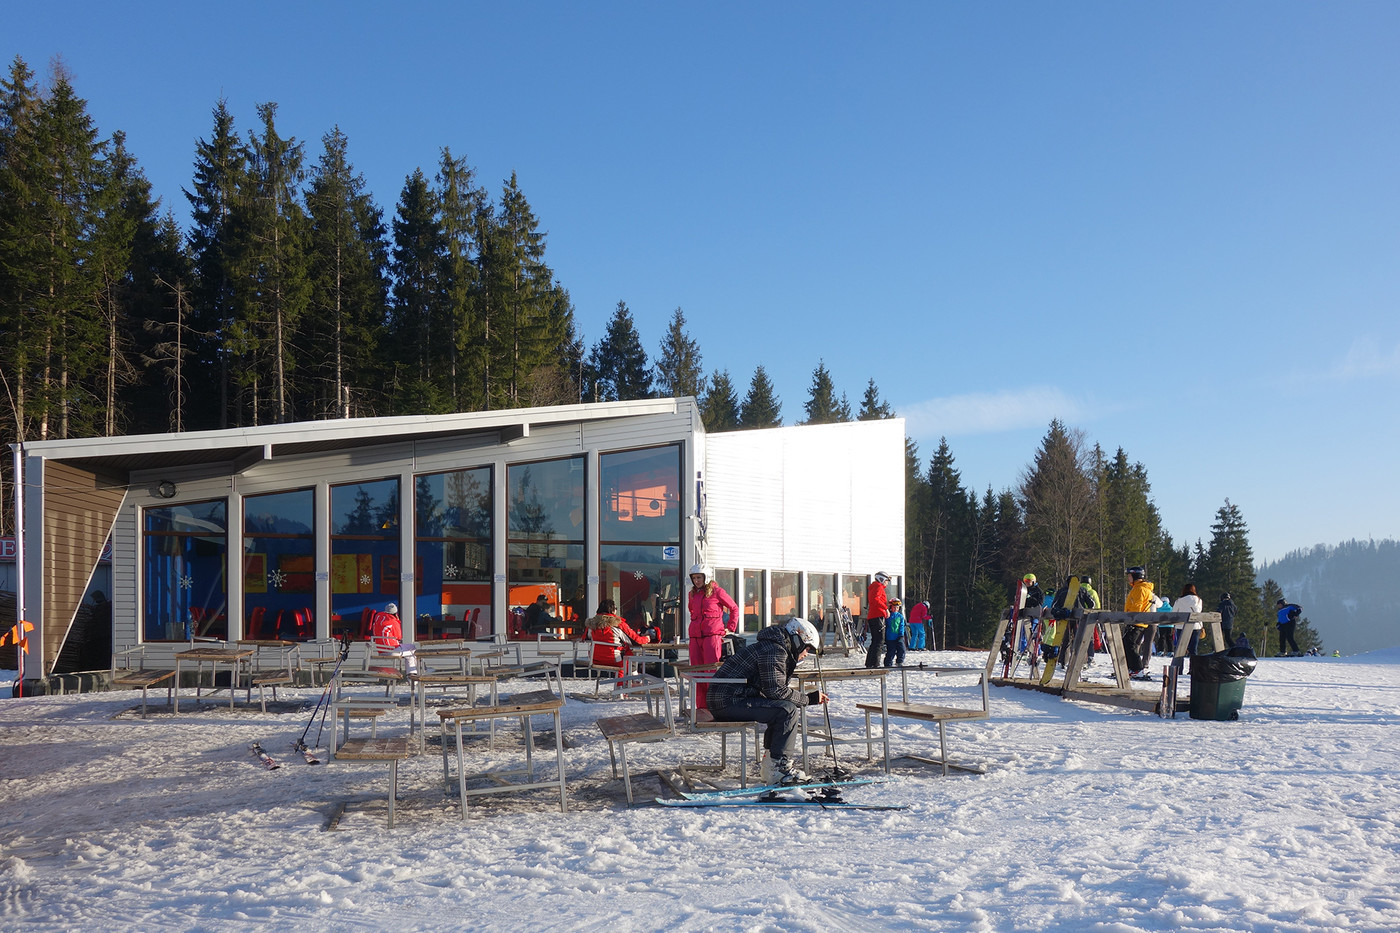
[{"xmin": 0, "ymin": 57, "xmax": 1314, "ymax": 653}]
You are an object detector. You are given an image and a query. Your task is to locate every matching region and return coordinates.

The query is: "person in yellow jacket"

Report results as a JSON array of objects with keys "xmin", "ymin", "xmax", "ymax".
[{"xmin": 1123, "ymin": 566, "xmax": 1155, "ymax": 678}]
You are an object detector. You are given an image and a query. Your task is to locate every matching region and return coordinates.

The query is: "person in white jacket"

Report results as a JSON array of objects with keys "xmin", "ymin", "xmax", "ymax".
[{"xmin": 1172, "ymin": 583, "xmax": 1205, "ymax": 657}]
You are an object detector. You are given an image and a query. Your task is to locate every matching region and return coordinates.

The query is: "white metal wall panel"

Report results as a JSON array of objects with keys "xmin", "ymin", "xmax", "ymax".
[
  {"xmin": 111, "ymin": 505, "xmax": 138, "ymax": 652},
  {"xmin": 704, "ymin": 419, "xmax": 904, "ymax": 577}
]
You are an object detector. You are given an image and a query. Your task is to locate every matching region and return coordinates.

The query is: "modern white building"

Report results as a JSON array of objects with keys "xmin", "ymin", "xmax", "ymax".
[{"xmin": 9, "ymin": 397, "xmax": 904, "ymax": 681}]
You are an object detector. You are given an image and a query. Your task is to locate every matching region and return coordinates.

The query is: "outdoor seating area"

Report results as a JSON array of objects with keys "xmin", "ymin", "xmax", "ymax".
[{"xmin": 89, "ymin": 638, "xmax": 998, "ymax": 828}]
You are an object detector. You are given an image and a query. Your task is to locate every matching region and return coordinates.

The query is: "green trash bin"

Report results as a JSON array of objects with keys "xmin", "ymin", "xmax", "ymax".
[{"xmin": 1189, "ymin": 648, "xmax": 1257, "ymax": 721}]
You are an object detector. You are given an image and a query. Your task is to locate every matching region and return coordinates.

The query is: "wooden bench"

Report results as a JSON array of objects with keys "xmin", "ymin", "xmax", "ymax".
[
  {"xmin": 334, "ymin": 736, "xmax": 414, "ymax": 828},
  {"xmin": 855, "ymin": 666, "xmax": 990, "ymax": 776},
  {"xmin": 595, "ymin": 675, "xmax": 676, "ymax": 805},
  {"xmin": 111, "ymin": 669, "xmax": 176, "ymax": 718}
]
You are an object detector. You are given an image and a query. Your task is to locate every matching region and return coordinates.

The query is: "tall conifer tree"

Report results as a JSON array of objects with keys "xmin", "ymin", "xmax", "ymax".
[
  {"xmin": 739, "ymin": 365, "xmax": 782, "ymax": 428},
  {"xmin": 700, "ymin": 369, "xmax": 740, "ymax": 431},
  {"xmin": 655, "ymin": 307, "xmax": 704, "ymax": 399},
  {"xmin": 590, "ymin": 301, "xmax": 652, "ymax": 401}
]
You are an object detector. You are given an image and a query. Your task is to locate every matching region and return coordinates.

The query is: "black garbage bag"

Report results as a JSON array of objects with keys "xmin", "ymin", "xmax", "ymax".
[{"xmin": 1190, "ymin": 647, "xmax": 1257, "ymax": 683}]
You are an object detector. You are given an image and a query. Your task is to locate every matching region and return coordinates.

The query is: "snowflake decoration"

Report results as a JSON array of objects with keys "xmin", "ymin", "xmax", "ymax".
[
  {"xmin": 268, "ymin": 570, "xmax": 286, "ymax": 589},
  {"xmin": 445, "ymin": 564, "xmax": 460, "ymax": 579},
  {"xmin": 360, "ymin": 574, "xmax": 371, "ymax": 587},
  {"xmin": 178, "ymin": 574, "xmax": 193, "ymax": 590},
  {"xmin": 632, "ymin": 571, "xmax": 646, "ymax": 580}
]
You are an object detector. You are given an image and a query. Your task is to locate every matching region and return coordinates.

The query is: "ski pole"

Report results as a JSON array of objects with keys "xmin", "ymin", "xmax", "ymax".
[
  {"xmin": 304, "ymin": 633, "xmax": 352, "ymax": 750},
  {"xmin": 812, "ymin": 648, "xmax": 848, "ymax": 779}
]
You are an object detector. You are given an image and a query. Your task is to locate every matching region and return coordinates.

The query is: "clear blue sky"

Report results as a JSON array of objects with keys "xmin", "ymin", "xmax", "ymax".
[{"xmin": 9, "ymin": 1, "xmax": 1400, "ymax": 564}]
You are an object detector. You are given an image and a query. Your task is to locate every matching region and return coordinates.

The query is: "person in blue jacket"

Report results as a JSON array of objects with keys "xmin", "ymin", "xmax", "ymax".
[{"xmin": 1275, "ymin": 598, "xmax": 1303, "ymax": 656}]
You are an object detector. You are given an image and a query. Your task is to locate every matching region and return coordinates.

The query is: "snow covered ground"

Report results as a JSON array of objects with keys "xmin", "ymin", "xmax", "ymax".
[{"xmin": 2, "ymin": 649, "xmax": 1399, "ymax": 932}]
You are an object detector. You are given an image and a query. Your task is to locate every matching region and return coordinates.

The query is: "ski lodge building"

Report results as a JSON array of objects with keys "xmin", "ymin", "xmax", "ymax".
[{"xmin": 8, "ymin": 397, "xmax": 904, "ymax": 684}]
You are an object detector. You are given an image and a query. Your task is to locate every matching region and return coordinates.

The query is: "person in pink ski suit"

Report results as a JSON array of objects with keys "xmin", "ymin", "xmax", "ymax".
[{"xmin": 687, "ymin": 563, "xmax": 739, "ymax": 712}]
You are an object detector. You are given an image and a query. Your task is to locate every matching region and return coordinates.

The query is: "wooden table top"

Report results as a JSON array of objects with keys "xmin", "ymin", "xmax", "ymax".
[
  {"xmin": 176, "ymin": 647, "xmax": 253, "ymax": 661},
  {"xmin": 437, "ymin": 689, "xmax": 562, "ymax": 721}
]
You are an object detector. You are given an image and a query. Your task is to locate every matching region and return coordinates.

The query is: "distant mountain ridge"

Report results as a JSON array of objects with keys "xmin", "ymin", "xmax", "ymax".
[{"xmin": 1256, "ymin": 539, "xmax": 1400, "ymax": 655}]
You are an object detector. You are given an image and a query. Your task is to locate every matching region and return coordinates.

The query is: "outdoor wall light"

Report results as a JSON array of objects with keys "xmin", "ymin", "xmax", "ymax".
[{"xmin": 155, "ymin": 481, "xmax": 177, "ymax": 499}]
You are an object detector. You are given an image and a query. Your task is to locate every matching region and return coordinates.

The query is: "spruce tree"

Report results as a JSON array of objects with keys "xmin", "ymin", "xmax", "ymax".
[
  {"xmin": 494, "ymin": 172, "xmax": 561, "ymax": 407},
  {"xmin": 589, "ymin": 301, "xmax": 652, "ymax": 401},
  {"xmin": 435, "ymin": 147, "xmax": 486, "ymax": 410},
  {"xmin": 1199, "ymin": 499, "xmax": 1265, "ymax": 648},
  {"xmin": 0, "ymin": 56, "xmax": 43, "ymax": 443},
  {"xmin": 700, "ymin": 369, "xmax": 740, "ymax": 431},
  {"xmin": 183, "ymin": 99, "xmax": 248, "ymax": 429},
  {"xmin": 801, "ymin": 360, "xmax": 843, "ymax": 424},
  {"xmin": 857, "ymin": 378, "xmax": 894, "ymax": 420},
  {"xmin": 242, "ymin": 102, "xmax": 309, "ymax": 424},
  {"xmin": 305, "ymin": 127, "xmax": 389, "ymax": 418},
  {"xmin": 388, "ymin": 168, "xmax": 448, "ymax": 412},
  {"xmin": 655, "ymin": 307, "xmax": 704, "ymax": 399},
  {"xmin": 739, "ymin": 365, "xmax": 782, "ymax": 428},
  {"xmin": 1019, "ymin": 419, "xmax": 1096, "ymax": 581}
]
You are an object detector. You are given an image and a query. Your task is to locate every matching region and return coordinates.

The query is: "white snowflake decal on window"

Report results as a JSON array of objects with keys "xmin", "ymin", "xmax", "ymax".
[
  {"xmin": 179, "ymin": 574, "xmax": 193, "ymax": 590},
  {"xmin": 632, "ymin": 571, "xmax": 646, "ymax": 580},
  {"xmin": 268, "ymin": 570, "xmax": 286, "ymax": 589},
  {"xmin": 445, "ymin": 564, "xmax": 460, "ymax": 579},
  {"xmin": 360, "ymin": 574, "xmax": 371, "ymax": 587}
]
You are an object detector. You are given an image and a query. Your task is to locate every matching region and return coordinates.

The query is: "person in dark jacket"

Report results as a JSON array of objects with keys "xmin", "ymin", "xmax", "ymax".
[
  {"xmin": 1275, "ymin": 598, "xmax": 1304, "ymax": 656},
  {"xmin": 709, "ymin": 618, "xmax": 828, "ymax": 785},
  {"xmin": 1217, "ymin": 592, "xmax": 1237, "ymax": 647}
]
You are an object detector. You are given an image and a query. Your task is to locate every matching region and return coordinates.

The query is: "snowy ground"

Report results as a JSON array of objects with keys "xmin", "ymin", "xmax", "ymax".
[{"xmin": 2, "ymin": 648, "xmax": 1399, "ymax": 933}]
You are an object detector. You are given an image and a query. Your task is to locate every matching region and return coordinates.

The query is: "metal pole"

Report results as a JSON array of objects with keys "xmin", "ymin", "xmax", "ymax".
[{"xmin": 11, "ymin": 443, "xmax": 25, "ymax": 696}]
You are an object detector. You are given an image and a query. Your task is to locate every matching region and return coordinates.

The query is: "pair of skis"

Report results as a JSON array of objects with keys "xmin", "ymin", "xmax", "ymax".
[
  {"xmin": 656, "ymin": 778, "xmax": 906, "ymax": 811},
  {"xmin": 250, "ymin": 741, "xmax": 320, "ymax": 769}
]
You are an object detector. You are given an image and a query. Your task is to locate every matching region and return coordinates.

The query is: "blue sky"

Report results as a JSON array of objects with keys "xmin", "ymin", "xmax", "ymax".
[{"xmin": 9, "ymin": 1, "xmax": 1400, "ymax": 564}]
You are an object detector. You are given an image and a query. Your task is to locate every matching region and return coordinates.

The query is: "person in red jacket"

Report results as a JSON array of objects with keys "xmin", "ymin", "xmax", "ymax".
[
  {"xmin": 687, "ymin": 563, "xmax": 740, "ymax": 713},
  {"xmin": 368, "ymin": 602, "xmax": 417, "ymax": 674},
  {"xmin": 864, "ymin": 572, "xmax": 891, "ymax": 669},
  {"xmin": 907, "ymin": 599, "xmax": 930, "ymax": 651},
  {"xmin": 586, "ymin": 599, "xmax": 651, "ymax": 668}
]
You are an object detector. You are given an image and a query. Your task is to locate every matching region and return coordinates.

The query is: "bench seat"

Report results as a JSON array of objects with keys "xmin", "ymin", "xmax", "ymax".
[{"xmin": 112, "ymin": 669, "xmax": 176, "ymax": 718}]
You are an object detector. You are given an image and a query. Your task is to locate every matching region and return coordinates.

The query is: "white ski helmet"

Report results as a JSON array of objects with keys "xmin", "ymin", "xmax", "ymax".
[
  {"xmin": 874, "ymin": 571, "xmax": 891, "ymax": 583},
  {"xmin": 783, "ymin": 617, "xmax": 821, "ymax": 654},
  {"xmin": 688, "ymin": 563, "xmax": 709, "ymax": 579},
  {"xmin": 385, "ymin": 602, "xmax": 398, "ymax": 615}
]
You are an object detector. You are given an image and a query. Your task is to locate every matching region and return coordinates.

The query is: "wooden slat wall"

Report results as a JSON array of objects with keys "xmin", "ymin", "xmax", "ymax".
[{"xmin": 42, "ymin": 461, "xmax": 126, "ymax": 674}]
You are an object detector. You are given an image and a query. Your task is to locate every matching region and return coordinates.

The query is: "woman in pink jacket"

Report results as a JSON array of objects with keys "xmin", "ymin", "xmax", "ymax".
[{"xmin": 687, "ymin": 564, "xmax": 739, "ymax": 713}]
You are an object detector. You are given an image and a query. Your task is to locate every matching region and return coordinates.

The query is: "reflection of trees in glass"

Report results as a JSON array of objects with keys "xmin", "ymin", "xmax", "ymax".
[
  {"xmin": 416, "ymin": 476, "xmax": 442, "ymax": 535},
  {"xmin": 375, "ymin": 485, "xmax": 399, "ymax": 532},
  {"xmin": 510, "ymin": 466, "xmax": 554, "ymax": 537},
  {"xmin": 342, "ymin": 487, "xmax": 378, "ymax": 534},
  {"xmin": 446, "ymin": 470, "xmax": 489, "ymax": 537}
]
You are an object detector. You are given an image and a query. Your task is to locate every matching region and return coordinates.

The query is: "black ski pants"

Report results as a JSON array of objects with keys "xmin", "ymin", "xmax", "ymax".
[
  {"xmin": 1278, "ymin": 622, "xmax": 1301, "ymax": 655},
  {"xmin": 711, "ymin": 696, "xmax": 803, "ymax": 760},
  {"xmin": 864, "ymin": 618, "xmax": 886, "ymax": 668}
]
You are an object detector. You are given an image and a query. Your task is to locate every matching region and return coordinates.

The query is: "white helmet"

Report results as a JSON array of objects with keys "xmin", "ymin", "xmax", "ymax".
[
  {"xmin": 874, "ymin": 571, "xmax": 891, "ymax": 583},
  {"xmin": 688, "ymin": 563, "xmax": 709, "ymax": 579},
  {"xmin": 385, "ymin": 602, "xmax": 398, "ymax": 615},
  {"xmin": 784, "ymin": 617, "xmax": 820, "ymax": 654}
]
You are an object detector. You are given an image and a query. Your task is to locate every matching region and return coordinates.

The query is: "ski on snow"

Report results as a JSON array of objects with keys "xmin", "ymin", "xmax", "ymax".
[
  {"xmin": 293, "ymin": 740, "xmax": 321, "ymax": 765},
  {"xmin": 677, "ymin": 778, "xmax": 877, "ymax": 801},
  {"xmin": 658, "ymin": 796, "xmax": 906, "ymax": 810},
  {"xmin": 659, "ymin": 777, "xmax": 905, "ymax": 810},
  {"xmin": 249, "ymin": 742, "xmax": 280, "ymax": 770}
]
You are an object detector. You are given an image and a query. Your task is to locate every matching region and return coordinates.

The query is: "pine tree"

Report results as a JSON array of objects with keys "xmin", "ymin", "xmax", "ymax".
[
  {"xmin": 1199, "ymin": 499, "xmax": 1265, "ymax": 649},
  {"xmin": 305, "ymin": 127, "xmax": 389, "ymax": 418},
  {"xmin": 241, "ymin": 102, "xmax": 309, "ymax": 424},
  {"xmin": 494, "ymin": 172, "xmax": 562, "ymax": 407},
  {"xmin": 857, "ymin": 378, "xmax": 894, "ymax": 420},
  {"xmin": 919, "ymin": 438, "xmax": 967, "ymax": 649},
  {"xmin": 136, "ymin": 212, "xmax": 197, "ymax": 433},
  {"xmin": 589, "ymin": 301, "xmax": 652, "ymax": 401},
  {"xmin": 739, "ymin": 365, "xmax": 782, "ymax": 428},
  {"xmin": 387, "ymin": 168, "xmax": 448, "ymax": 412},
  {"xmin": 801, "ymin": 360, "xmax": 843, "ymax": 424},
  {"xmin": 1019, "ymin": 419, "xmax": 1096, "ymax": 581},
  {"xmin": 434, "ymin": 147, "xmax": 486, "ymax": 411},
  {"xmin": 183, "ymin": 98, "xmax": 248, "ymax": 429},
  {"xmin": 700, "ymin": 369, "xmax": 740, "ymax": 431},
  {"xmin": 0, "ymin": 55, "xmax": 43, "ymax": 444},
  {"xmin": 655, "ymin": 307, "xmax": 704, "ymax": 399}
]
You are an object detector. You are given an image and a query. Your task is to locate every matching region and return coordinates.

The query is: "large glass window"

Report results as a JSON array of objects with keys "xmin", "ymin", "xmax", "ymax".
[
  {"xmin": 507, "ymin": 457, "xmax": 584, "ymax": 641},
  {"xmin": 599, "ymin": 446, "xmax": 682, "ymax": 640},
  {"xmin": 713, "ymin": 568, "xmax": 739, "ymax": 632},
  {"xmin": 807, "ymin": 572, "xmax": 836, "ymax": 626},
  {"xmin": 330, "ymin": 478, "xmax": 401, "ymax": 641},
  {"xmin": 842, "ymin": 574, "xmax": 867, "ymax": 618},
  {"xmin": 243, "ymin": 489, "xmax": 315, "ymax": 641},
  {"xmin": 771, "ymin": 571, "xmax": 799, "ymax": 624},
  {"xmin": 416, "ymin": 468, "xmax": 492, "ymax": 641},
  {"xmin": 742, "ymin": 570, "xmax": 765, "ymax": 632},
  {"xmin": 142, "ymin": 500, "xmax": 228, "ymax": 642}
]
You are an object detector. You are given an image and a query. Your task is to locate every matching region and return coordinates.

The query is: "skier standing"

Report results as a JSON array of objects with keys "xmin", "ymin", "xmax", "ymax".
[
  {"xmin": 1275, "ymin": 598, "xmax": 1304, "ymax": 656},
  {"xmin": 864, "ymin": 572, "xmax": 891, "ymax": 669}
]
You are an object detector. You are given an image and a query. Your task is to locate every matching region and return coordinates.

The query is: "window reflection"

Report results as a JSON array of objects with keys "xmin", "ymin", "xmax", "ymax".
[
  {"xmin": 143, "ymin": 500, "xmax": 228, "ymax": 642},
  {"xmin": 416, "ymin": 468, "xmax": 492, "ymax": 641},
  {"xmin": 330, "ymin": 478, "xmax": 401, "ymax": 640},
  {"xmin": 243, "ymin": 489, "xmax": 315, "ymax": 641}
]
